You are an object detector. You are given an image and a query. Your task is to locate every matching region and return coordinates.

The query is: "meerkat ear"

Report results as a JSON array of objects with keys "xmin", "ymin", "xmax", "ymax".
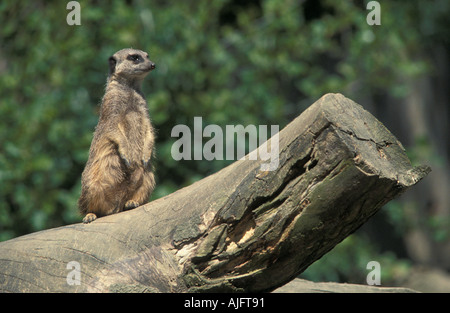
[{"xmin": 108, "ymin": 56, "xmax": 117, "ymax": 76}]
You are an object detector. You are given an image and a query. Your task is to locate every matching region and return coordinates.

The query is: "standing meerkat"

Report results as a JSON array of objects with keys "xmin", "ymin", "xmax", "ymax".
[{"xmin": 78, "ymin": 48, "xmax": 156, "ymax": 223}]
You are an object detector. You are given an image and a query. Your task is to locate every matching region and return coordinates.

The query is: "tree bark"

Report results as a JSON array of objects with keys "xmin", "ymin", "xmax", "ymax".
[{"xmin": 0, "ymin": 93, "xmax": 430, "ymax": 293}]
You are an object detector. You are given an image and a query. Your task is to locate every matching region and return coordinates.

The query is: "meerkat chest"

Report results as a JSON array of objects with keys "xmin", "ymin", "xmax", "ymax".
[
  {"xmin": 120, "ymin": 107, "xmax": 150, "ymax": 138},
  {"xmin": 100, "ymin": 89, "xmax": 152, "ymax": 145}
]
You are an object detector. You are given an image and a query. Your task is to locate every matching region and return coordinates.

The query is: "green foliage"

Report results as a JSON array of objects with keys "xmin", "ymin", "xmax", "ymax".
[
  {"xmin": 0, "ymin": 1, "xmax": 446, "ymax": 284},
  {"xmin": 300, "ymin": 235, "xmax": 412, "ymax": 284}
]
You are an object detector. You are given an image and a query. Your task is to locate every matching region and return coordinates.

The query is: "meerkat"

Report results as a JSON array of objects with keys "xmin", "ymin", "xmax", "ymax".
[{"xmin": 78, "ymin": 48, "xmax": 156, "ymax": 223}]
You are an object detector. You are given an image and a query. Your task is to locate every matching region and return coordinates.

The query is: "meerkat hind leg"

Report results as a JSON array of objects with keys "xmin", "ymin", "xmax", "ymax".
[
  {"xmin": 83, "ymin": 213, "xmax": 97, "ymax": 224},
  {"xmin": 124, "ymin": 200, "xmax": 140, "ymax": 210}
]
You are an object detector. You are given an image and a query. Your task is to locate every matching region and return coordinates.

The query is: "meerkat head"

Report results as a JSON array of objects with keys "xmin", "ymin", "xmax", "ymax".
[{"xmin": 108, "ymin": 48, "xmax": 155, "ymax": 87}]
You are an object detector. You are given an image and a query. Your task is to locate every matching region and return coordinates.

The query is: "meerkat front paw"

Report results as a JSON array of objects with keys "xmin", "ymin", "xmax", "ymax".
[
  {"xmin": 142, "ymin": 148, "xmax": 152, "ymax": 169},
  {"xmin": 118, "ymin": 146, "xmax": 132, "ymax": 167},
  {"xmin": 124, "ymin": 200, "xmax": 140, "ymax": 210},
  {"xmin": 83, "ymin": 213, "xmax": 97, "ymax": 223},
  {"xmin": 119, "ymin": 153, "xmax": 131, "ymax": 167},
  {"xmin": 142, "ymin": 158, "xmax": 151, "ymax": 168}
]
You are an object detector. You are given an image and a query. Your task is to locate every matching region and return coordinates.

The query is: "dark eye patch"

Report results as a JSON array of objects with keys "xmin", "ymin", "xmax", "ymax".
[{"xmin": 127, "ymin": 54, "xmax": 142, "ymax": 62}]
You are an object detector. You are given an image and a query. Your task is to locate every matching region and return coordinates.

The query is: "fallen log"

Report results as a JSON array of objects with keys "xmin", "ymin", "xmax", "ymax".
[
  {"xmin": 0, "ymin": 93, "xmax": 430, "ymax": 292},
  {"xmin": 273, "ymin": 278, "xmax": 419, "ymax": 293}
]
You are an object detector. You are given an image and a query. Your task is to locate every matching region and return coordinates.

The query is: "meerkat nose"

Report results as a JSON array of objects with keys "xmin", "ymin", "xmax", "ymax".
[{"xmin": 150, "ymin": 63, "xmax": 156, "ymax": 70}]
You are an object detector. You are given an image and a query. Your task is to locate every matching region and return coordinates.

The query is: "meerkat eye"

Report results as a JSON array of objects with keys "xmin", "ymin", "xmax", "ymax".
[{"xmin": 127, "ymin": 54, "xmax": 142, "ymax": 63}]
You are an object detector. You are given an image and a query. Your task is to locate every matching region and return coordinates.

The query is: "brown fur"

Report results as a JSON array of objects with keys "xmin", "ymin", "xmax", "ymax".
[{"xmin": 78, "ymin": 48, "xmax": 156, "ymax": 223}]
